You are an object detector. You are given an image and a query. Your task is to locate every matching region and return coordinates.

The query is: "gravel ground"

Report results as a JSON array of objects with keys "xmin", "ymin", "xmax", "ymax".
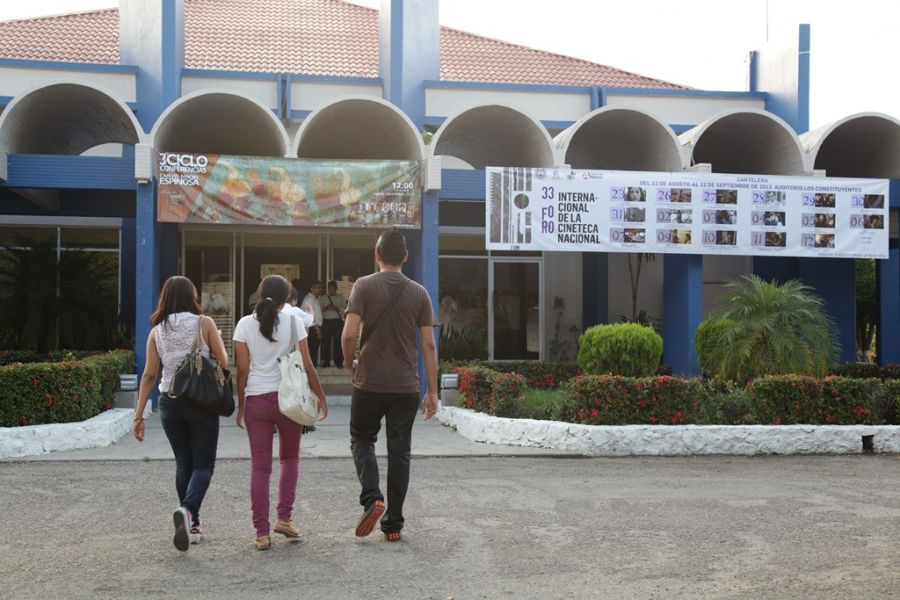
[{"xmin": 1, "ymin": 455, "xmax": 900, "ymax": 599}]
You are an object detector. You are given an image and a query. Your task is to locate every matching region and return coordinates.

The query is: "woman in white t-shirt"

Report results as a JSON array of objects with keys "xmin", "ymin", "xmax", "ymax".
[{"xmin": 233, "ymin": 274, "xmax": 327, "ymax": 550}]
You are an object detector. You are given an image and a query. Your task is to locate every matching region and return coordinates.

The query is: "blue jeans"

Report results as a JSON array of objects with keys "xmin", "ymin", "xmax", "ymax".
[
  {"xmin": 158, "ymin": 393, "xmax": 220, "ymax": 525},
  {"xmin": 349, "ymin": 389, "xmax": 419, "ymax": 534}
]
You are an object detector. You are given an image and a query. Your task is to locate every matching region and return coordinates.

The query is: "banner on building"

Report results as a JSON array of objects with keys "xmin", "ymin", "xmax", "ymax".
[
  {"xmin": 486, "ymin": 167, "xmax": 890, "ymax": 259},
  {"xmin": 157, "ymin": 153, "xmax": 422, "ymax": 228}
]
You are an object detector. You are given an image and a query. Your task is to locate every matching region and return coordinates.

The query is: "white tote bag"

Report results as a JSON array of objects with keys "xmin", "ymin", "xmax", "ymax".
[{"xmin": 277, "ymin": 315, "xmax": 319, "ymax": 426}]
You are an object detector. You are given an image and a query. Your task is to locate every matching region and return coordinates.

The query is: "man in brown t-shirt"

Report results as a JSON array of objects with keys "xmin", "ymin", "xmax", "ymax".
[{"xmin": 341, "ymin": 227, "xmax": 438, "ymax": 542}]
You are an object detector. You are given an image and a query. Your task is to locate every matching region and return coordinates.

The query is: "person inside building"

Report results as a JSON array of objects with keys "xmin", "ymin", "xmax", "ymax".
[
  {"xmin": 319, "ymin": 280, "xmax": 347, "ymax": 369},
  {"xmin": 301, "ymin": 281, "xmax": 323, "ymax": 366}
]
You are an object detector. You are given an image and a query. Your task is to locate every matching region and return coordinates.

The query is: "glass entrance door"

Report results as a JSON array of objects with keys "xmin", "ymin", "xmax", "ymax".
[
  {"xmin": 490, "ymin": 260, "xmax": 541, "ymax": 360},
  {"xmin": 183, "ymin": 230, "xmax": 236, "ymax": 361}
]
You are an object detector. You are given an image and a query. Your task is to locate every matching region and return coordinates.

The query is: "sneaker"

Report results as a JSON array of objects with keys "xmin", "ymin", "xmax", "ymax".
[
  {"xmin": 173, "ymin": 507, "xmax": 191, "ymax": 552},
  {"xmin": 355, "ymin": 499, "xmax": 385, "ymax": 537},
  {"xmin": 190, "ymin": 524, "xmax": 202, "ymax": 545}
]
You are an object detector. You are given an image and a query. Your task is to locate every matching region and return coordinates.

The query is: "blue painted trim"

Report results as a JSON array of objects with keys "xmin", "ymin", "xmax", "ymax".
[
  {"xmin": 424, "ymin": 79, "xmax": 590, "ymax": 94},
  {"xmin": 3, "ymin": 155, "xmax": 135, "ymax": 190},
  {"xmin": 748, "ymin": 50, "xmax": 759, "ymax": 92},
  {"xmin": 604, "ymin": 87, "xmax": 767, "ymax": 99},
  {"xmin": 590, "ymin": 85, "xmax": 601, "ymax": 111},
  {"xmin": 286, "ymin": 73, "xmax": 383, "ymax": 85},
  {"xmin": 890, "ymin": 179, "xmax": 900, "ymax": 209},
  {"xmin": 289, "ymin": 109, "xmax": 312, "ymax": 120},
  {"xmin": 2, "ymin": 96, "xmax": 137, "ymax": 112},
  {"xmin": 439, "ymin": 170, "xmax": 486, "ymax": 201},
  {"xmin": 796, "ymin": 24, "xmax": 811, "ymax": 134},
  {"xmin": 277, "ymin": 73, "xmax": 285, "ymax": 120},
  {"xmin": 599, "ymin": 86, "xmax": 608, "ymax": 107},
  {"xmin": 0, "ymin": 58, "xmax": 138, "ymax": 73},
  {"xmin": 181, "ymin": 68, "xmax": 281, "ymax": 81},
  {"xmin": 669, "ymin": 124, "xmax": 698, "ymax": 134},
  {"xmin": 541, "ymin": 120, "xmax": 576, "ymax": 130}
]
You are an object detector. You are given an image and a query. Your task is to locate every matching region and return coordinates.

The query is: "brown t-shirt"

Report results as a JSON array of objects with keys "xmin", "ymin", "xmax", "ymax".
[{"xmin": 346, "ymin": 270, "xmax": 437, "ymax": 393}]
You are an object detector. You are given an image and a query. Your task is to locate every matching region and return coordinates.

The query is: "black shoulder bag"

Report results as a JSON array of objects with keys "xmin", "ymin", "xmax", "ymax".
[
  {"xmin": 359, "ymin": 277, "xmax": 411, "ymax": 348},
  {"xmin": 168, "ymin": 316, "xmax": 235, "ymax": 417}
]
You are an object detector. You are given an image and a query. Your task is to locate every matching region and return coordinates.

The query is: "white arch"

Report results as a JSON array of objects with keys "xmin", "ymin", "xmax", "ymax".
[
  {"xmin": 0, "ymin": 79, "xmax": 146, "ymax": 155},
  {"xmin": 802, "ymin": 112, "xmax": 900, "ymax": 179},
  {"xmin": 293, "ymin": 94, "xmax": 424, "ymax": 160},
  {"xmin": 555, "ymin": 105, "xmax": 686, "ymax": 172},
  {"xmin": 149, "ymin": 88, "xmax": 291, "ymax": 156},
  {"xmin": 679, "ymin": 108, "xmax": 808, "ymax": 175},
  {"xmin": 430, "ymin": 102, "xmax": 559, "ymax": 169}
]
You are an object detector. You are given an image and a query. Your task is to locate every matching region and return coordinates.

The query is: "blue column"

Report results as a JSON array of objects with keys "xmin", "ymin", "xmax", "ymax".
[
  {"xmin": 405, "ymin": 190, "xmax": 439, "ymax": 393},
  {"xmin": 582, "ymin": 252, "xmax": 609, "ymax": 328},
  {"xmin": 877, "ymin": 249, "xmax": 900, "ymax": 364},
  {"xmin": 119, "ymin": 217, "xmax": 137, "ymax": 329},
  {"xmin": 379, "ymin": 0, "xmax": 439, "ymax": 129},
  {"xmin": 797, "ymin": 258, "xmax": 856, "ymax": 364},
  {"xmin": 663, "ymin": 254, "xmax": 704, "ymax": 377},
  {"xmin": 135, "ymin": 180, "xmax": 161, "ymax": 408},
  {"xmin": 752, "ymin": 256, "xmax": 798, "ymax": 285}
]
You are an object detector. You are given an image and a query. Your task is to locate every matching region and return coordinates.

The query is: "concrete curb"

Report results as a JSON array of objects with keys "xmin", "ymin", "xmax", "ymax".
[
  {"xmin": 0, "ymin": 408, "xmax": 137, "ymax": 459},
  {"xmin": 436, "ymin": 406, "xmax": 900, "ymax": 456},
  {"xmin": 0, "ymin": 395, "xmax": 354, "ymax": 460}
]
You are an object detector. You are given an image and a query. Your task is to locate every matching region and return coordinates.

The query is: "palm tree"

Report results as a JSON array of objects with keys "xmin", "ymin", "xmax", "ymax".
[{"xmin": 698, "ymin": 275, "xmax": 839, "ymax": 384}]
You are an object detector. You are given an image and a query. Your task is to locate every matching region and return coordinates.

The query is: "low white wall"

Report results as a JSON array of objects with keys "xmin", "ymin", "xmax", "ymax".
[
  {"xmin": 437, "ymin": 407, "xmax": 900, "ymax": 456},
  {"xmin": 0, "ymin": 408, "xmax": 136, "ymax": 459}
]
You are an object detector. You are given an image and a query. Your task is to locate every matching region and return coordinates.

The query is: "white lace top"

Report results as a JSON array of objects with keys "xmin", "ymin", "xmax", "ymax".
[{"xmin": 154, "ymin": 312, "xmax": 210, "ymax": 393}]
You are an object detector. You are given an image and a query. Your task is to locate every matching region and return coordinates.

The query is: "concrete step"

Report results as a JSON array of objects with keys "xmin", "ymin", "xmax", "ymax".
[{"xmin": 316, "ymin": 366, "xmax": 353, "ymax": 396}]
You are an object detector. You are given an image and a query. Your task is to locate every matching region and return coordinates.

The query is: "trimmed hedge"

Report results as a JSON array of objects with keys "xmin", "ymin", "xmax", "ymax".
[
  {"xmin": 0, "ymin": 350, "xmax": 136, "ymax": 427},
  {"xmin": 747, "ymin": 375, "xmax": 900, "ymax": 425},
  {"xmin": 577, "ymin": 323, "xmax": 663, "ymax": 377},
  {"xmin": 454, "ymin": 365, "xmax": 900, "ymax": 427}
]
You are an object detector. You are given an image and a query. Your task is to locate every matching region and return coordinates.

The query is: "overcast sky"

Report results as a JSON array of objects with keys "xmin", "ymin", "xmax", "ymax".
[{"xmin": 1, "ymin": 0, "xmax": 898, "ymax": 130}]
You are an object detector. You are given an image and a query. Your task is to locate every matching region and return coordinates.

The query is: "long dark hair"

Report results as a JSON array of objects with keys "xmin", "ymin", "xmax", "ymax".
[
  {"xmin": 150, "ymin": 276, "xmax": 202, "ymax": 327},
  {"xmin": 255, "ymin": 274, "xmax": 290, "ymax": 342}
]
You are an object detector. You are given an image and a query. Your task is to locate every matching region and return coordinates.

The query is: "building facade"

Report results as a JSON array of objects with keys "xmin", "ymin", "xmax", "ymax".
[{"xmin": 1, "ymin": 0, "xmax": 899, "ymax": 379}]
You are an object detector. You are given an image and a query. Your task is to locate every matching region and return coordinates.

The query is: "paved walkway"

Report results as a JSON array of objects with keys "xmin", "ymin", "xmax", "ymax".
[{"xmin": 19, "ymin": 404, "xmax": 577, "ymax": 461}]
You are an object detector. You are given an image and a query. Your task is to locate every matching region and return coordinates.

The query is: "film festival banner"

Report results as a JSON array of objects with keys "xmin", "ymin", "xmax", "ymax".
[
  {"xmin": 486, "ymin": 167, "xmax": 890, "ymax": 259},
  {"xmin": 157, "ymin": 153, "xmax": 423, "ymax": 228}
]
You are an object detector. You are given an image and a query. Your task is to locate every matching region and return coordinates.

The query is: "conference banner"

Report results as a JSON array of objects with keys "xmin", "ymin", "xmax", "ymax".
[
  {"xmin": 157, "ymin": 153, "xmax": 422, "ymax": 228},
  {"xmin": 486, "ymin": 167, "xmax": 890, "ymax": 259}
]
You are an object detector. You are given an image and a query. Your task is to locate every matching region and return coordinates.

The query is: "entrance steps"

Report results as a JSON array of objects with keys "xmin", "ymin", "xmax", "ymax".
[{"xmin": 317, "ymin": 366, "xmax": 354, "ymax": 396}]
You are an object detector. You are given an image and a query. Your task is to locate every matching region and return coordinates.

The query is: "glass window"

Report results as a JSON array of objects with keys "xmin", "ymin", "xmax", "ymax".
[{"xmin": 438, "ymin": 257, "xmax": 488, "ymax": 361}]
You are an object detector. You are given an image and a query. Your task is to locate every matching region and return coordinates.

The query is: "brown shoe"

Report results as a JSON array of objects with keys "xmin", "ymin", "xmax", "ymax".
[
  {"xmin": 254, "ymin": 535, "xmax": 271, "ymax": 550},
  {"xmin": 355, "ymin": 500, "xmax": 385, "ymax": 537},
  {"xmin": 274, "ymin": 520, "xmax": 301, "ymax": 538}
]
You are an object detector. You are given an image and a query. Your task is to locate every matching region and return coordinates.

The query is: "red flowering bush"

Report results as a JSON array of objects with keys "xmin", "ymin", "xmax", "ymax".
[
  {"xmin": 747, "ymin": 375, "xmax": 894, "ymax": 425},
  {"xmin": 486, "ymin": 372, "xmax": 527, "ymax": 418},
  {"xmin": 0, "ymin": 350, "xmax": 134, "ymax": 427},
  {"xmin": 455, "ymin": 366, "xmax": 499, "ymax": 412}
]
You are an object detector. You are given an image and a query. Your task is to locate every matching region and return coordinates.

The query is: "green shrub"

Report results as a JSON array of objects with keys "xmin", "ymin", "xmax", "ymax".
[
  {"xmin": 0, "ymin": 350, "xmax": 135, "ymax": 427},
  {"xmin": 576, "ymin": 323, "xmax": 663, "ymax": 377},
  {"xmin": 828, "ymin": 363, "xmax": 883, "ymax": 379},
  {"xmin": 700, "ymin": 276, "xmax": 838, "ymax": 384},
  {"xmin": 455, "ymin": 366, "xmax": 499, "ymax": 412},
  {"xmin": 442, "ymin": 360, "xmax": 581, "ymax": 390},
  {"xmin": 746, "ymin": 375, "xmax": 890, "ymax": 425},
  {"xmin": 694, "ymin": 317, "xmax": 733, "ymax": 377},
  {"xmin": 486, "ymin": 372, "xmax": 527, "ymax": 418}
]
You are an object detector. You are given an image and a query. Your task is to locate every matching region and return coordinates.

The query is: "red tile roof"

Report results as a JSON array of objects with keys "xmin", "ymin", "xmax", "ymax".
[{"xmin": 0, "ymin": 0, "xmax": 687, "ymax": 89}]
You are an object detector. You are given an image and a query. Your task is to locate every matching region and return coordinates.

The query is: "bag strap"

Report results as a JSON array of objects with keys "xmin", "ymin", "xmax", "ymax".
[
  {"xmin": 190, "ymin": 315, "xmax": 204, "ymax": 352},
  {"xmin": 359, "ymin": 277, "xmax": 411, "ymax": 348},
  {"xmin": 287, "ymin": 314, "xmax": 300, "ymax": 354}
]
